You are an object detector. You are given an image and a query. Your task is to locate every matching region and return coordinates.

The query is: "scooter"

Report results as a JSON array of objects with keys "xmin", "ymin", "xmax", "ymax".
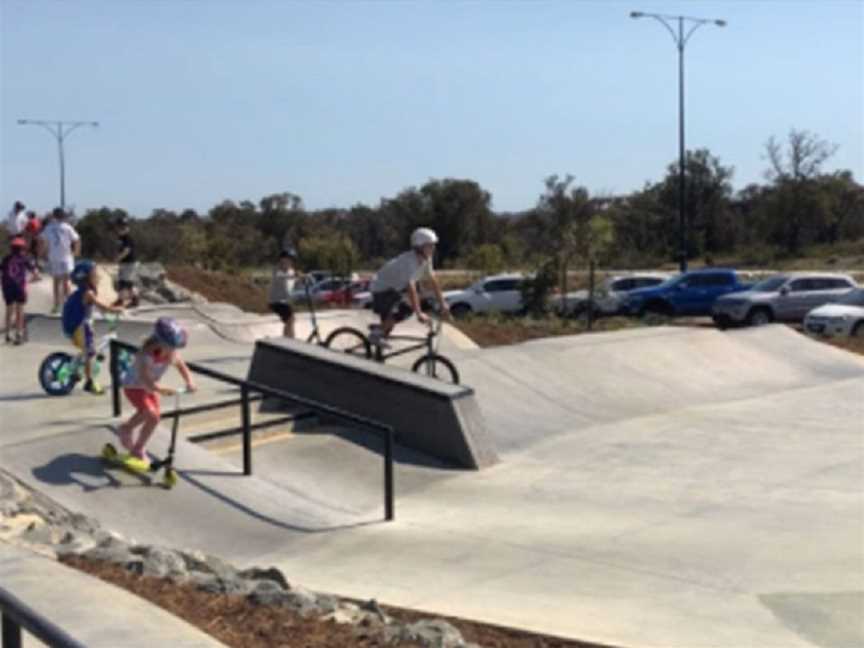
[{"xmin": 102, "ymin": 388, "xmax": 186, "ymax": 489}]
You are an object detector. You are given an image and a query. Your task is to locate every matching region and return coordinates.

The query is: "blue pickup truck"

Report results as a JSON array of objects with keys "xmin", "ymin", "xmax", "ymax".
[{"xmin": 622, "ymin": 268, "xmax": 751, "ymax": 317}]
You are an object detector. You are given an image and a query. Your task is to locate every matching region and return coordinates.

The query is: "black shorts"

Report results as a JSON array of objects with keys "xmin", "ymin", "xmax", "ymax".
[
  {"xmin": 269, "ymin": 302, "xmax": 294, "ymax": 322},
  {"xmin": 371, "ymin": 289, "xmax": 412, "ymax": 322},
  {"xmin": 2, "ymin": 283, "xmax": 26, "ymax": 305}
]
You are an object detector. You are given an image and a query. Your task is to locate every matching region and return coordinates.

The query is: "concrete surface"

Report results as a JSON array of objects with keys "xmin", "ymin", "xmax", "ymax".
[
  {"xmin": 0, "ymin": 543, "xmax": 226, "ymax": 647},
  {"xmin": 2, "ymin": 275, "xmax": 863, "ymax": 648},
  {"xmin": 248, "ymin": 337, "xmax": 498, "ymax": 468}
]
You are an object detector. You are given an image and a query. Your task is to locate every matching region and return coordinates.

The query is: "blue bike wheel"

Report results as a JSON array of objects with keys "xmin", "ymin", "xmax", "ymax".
[{"xmin": 38, "ymin": 352, "xmax": 77, "ymax": 396}]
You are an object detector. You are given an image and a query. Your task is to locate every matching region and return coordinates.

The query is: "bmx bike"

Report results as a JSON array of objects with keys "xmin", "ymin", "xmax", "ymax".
[
  {"xmin": 324, "ymin": 314, "xmax": 460, "ymax": 384},
  {"xmin": 38, "ymin": 314, "xmax": 133, "ymax": 396}
]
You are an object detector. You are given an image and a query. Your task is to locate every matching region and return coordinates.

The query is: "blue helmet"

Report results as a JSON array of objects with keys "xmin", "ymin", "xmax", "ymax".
[
  {"xmin": 154, "ymin": 317, "xmax": 188, "ymax": 349},
  {"xmin": 71, "ymin": 259, "xmax": 96, "ymax": 287}
]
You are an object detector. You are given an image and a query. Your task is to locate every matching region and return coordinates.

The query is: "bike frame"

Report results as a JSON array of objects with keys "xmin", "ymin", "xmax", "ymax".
[{"xmin": 373, "ymin": 317, "xmax": 443, "ymax": 363}]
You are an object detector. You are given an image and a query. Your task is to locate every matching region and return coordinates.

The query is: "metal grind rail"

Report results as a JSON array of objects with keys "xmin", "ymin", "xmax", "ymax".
[
  {"xmin": 110, "ymin": 340, "xmax": 395, "ymax": 521},
  {"xmin": 1, "ymin": 585, "xmax": 86, "ymax": 648}
]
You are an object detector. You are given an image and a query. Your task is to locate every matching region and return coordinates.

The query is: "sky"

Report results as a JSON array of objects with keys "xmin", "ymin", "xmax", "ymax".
[{"xmin": 1, "ymin": 0, "xmax": 862, "ymax": 217}]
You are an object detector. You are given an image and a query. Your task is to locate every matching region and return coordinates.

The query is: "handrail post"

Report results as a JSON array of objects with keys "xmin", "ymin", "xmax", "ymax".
[
  {"xmin": 109, "ymin": 340, "xmax": 121, "ymax": 418},
  {"xmin": 3, "ymin": 613, "xmax": 22, "ymax": 648},
  {"xmin": 384, "ymin": 427, "xmax": 394, "ymax": 521},
  {"xmin": 241, "ymin": 385, "xmax": 252, "ymax": 475}
]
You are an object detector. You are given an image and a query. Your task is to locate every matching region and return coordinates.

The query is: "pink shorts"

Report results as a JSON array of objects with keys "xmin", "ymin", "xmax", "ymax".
[{"xmin": 124, "ymin": 388, "xmax": 160, "ymax": 418}]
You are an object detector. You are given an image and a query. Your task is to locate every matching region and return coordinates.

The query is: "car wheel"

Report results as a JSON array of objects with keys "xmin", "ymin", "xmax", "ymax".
[
  {"xmin": 745, "ymin": 307, "xmax": 773, "ymax": 327},
  {"xmin": 851, "ymin": 322, "xmax": 864, "ymax": 338},
  {"xmin": 450, "ymin": 303, "xmax": 472, "ymax": 319},
  {"xmin": 713, "ymin": 315, "xmax": 729, "ymax": 331}
]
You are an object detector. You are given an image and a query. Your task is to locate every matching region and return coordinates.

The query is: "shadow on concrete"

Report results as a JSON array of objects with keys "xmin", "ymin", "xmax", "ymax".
[
  {"xmin": 0, "ymin": 392, "xmax": 56, "ymax": 403},
  {"xmin": 178, "ymin": 471, "xmax": 381, "ymax": 534},
  {"xmin": 31, "ymin": 453, "xmax": 136, "ymax": 492},
  {"xmin": 295, "ymin": 425, "xmax": 463, "ymax": 471}
]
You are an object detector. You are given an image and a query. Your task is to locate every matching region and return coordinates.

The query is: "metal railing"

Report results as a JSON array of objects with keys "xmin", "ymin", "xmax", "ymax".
[
  {"xmin": 110, "ymin": 340, "xmax": 395, "ymax": 520},
  {"xmin": 1, "ymin": 585, "xmax": 86, "ymax": 648}
]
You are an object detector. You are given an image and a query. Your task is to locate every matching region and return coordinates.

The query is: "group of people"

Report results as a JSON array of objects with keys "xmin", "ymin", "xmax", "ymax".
[
  {"xmin": 267, "ymin": 226, "xmax": 451, "ymax": 345},
  {"xmin": 4, "ymin": 216, "xmax": 449, "ymax": 473},
  {"xmin": 1, "ymin": 202, "xmax": 140, "ymax": 344}
]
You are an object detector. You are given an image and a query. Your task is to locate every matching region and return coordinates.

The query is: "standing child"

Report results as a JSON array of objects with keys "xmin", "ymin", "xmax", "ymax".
[
  {"xmin": 113, "ymin": 216, "xmax": 139, "ymax": 308},
  {"xmin": 117, "ymin": 317, "xmax": 196, "ymax": 471},
  {"xmin": 368, "ymin": 227, "xmax": 450, "ymax": 346},
  {"xmin": 40, "ymin": 208, "xmax": 81, "ymax": 313},
  {"xmin": 62, "ymin": 260, "xmax": 123, "ymax": 394},
  {"xmin": 268, "ymin": 248, "xmax": 299, "ymax": 338},
  {"xmin": 1, "ymin": 237, "xmax": 36, "ymax": 344}
]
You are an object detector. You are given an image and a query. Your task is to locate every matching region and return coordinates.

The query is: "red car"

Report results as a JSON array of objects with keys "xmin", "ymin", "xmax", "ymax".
[{"xmin": 320, "ymin": 278, "xmax": 371, "ymax": 307}]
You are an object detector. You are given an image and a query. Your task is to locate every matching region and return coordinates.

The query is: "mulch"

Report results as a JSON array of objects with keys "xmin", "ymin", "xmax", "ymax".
[{"xmin": 61, "ymin": 555, "xmax": 618, "ymax": 648}]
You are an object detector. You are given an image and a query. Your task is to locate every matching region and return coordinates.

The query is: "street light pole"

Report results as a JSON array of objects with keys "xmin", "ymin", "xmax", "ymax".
[
  {"xmin": 17, "ymin": 119, "xmax": 99, "ymax": 210},
  {"xmin": 630, "ymin": 11, "xmax": 725, "ymax": 273}
]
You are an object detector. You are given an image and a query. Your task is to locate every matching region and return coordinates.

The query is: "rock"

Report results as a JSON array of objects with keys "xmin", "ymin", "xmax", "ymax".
[
  {"xmin": 136, "ymin": 546, "xmax": 188, "ymax": 580},
  {"xmin": 180, "ymin": 550, "xmax": 238, "ymax": 582},
  {"xmin": 192, "ymin": 573, "xmax": 251, "ymax": 595},
  {"xmin": 140, "ymin": 289, "xmax": 168, "ymax": 305},
  {"xmin": 238, "ymin": 565, "xmax": 290, "ymax": 590},
  {"xmin": 137, "ymin": 263, "xmax": 166, "ymax": 287},
  {"xmin": 395, "ymin": 619, "xmax": 467, "ymax": 648},
  {"xmin": 247, "ymin": 579, "xmax": 289, "ymax": 606},
  {"xmin": 20, "ymin": 520, "xmax": 57, "ymax": 546}
]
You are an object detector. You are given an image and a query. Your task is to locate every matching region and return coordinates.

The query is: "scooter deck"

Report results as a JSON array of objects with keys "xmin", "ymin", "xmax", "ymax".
[{"xmin": 101, "ymin": 443, "xmax": 177, "ymax": 489}]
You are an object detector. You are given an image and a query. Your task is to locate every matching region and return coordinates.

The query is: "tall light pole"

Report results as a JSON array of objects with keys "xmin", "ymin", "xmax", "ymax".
[
  {"xmin": 630, "ymin": 11, "xmax": 725, "ymax": 272},
  {"xmin": 17, "ymin": 119, "xmax": 99, "ymax": 210}
]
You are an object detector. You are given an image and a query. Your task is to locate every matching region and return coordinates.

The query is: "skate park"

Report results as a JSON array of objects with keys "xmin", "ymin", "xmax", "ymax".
[{"xmin": 2, "ymin": 274, "xmax": 863, "ymax": 648}]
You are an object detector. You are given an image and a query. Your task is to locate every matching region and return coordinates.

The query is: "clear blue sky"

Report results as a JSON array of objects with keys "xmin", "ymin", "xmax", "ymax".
[{"xmin": 1, "ymin": 0, "xmax": 862, "ymax": 217}]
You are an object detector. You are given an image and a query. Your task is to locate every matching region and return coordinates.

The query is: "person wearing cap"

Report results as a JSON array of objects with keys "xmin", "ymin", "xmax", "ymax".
[
  {"xmin": 368, "ymin": 227, "xmax": 450, "ymax": 346},
  {"xmin": 1, "ymin": 237, "xmax": 37, "ymax": 344},
  {"xmin": 113, "ymin": 217, "xmax": 139, "ymax": 308},
  {"xmin": 268, "ymin": 248, "xmax": 301, "ymax": 338},
  {"xmin": 5, "ymin": 201, "xmax": 27, "ymax": 238},
  {"xmin": 39, "ymin": 207, "xmax": 81, "ymax": 313}
]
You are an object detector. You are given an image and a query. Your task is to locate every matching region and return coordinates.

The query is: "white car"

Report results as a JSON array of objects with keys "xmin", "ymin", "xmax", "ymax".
[
  {"xmin": 444, "ymin": 273, "xmax": 526, "ymax": 318},
  {"xmin": 803, "ymin": 288, "xmax": 864, "ymax": 338},
  {"xmin": 556, "ymin": 272, "xmax": 672, "ymax": 317}
]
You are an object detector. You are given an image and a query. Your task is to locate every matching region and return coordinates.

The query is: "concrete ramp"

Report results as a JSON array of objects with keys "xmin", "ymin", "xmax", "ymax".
[
  {"xmin": 449, "ymin": 325, "xmax": 864, "ymax": 453},
  {"xmin": 247, "ymin": 338, "xmax": 498, "ymax": 469}
]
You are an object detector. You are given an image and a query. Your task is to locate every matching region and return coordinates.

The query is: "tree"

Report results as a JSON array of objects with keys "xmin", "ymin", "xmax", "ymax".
[
  {"xmin": 466, "ymin": 244, "xmax": 505, "ymax": 277},
  {"xmin": 762, "ymin": 129, "xmax": 839, "ymax": 254},
  {"xmin": 657, "ymin": 149, "xmax": 734, "ymax": 260}
]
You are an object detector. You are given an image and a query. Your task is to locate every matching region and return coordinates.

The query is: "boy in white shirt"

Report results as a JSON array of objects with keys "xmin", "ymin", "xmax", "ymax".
[
  {"xmin": 268, "ymin": 248, "xmax": 300, "ymax": 338},
  {"xmin": 6, "ymin": 201, "xmax": 27, "ymax": 237},
  {"xmin": 369, "ymin": 227, "xmax": 450, "ymax": 346},
  {"xmin": 39, "ymin": 208, "xmax": 81, "ymax": 313}
]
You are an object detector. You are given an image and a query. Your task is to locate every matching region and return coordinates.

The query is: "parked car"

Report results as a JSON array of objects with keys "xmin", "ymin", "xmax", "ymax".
[
  {"xmin": 712, "ymin": 272, "xmax": 857, "ymax": 328},
  {"xmin": 556, "ymin": 272, "xmax": 672, "ymax": 318},
  {"xmin": 803, "ymin": 288, "xmax": 864, "ymax": 338},
  {"xmin": 622, "ymin": 268, "xmax": 750, "ymax": 317},
  {"xmin": 444, "ymin": 273, "xmax": 526, "ymax": 318},
  {"xmin": 322, "ymin": 278, "xmax": 371, "ymax": 307}
]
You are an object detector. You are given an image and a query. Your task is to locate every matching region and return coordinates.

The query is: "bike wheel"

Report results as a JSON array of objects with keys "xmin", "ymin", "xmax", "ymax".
[
  {"xmin": 38, "ymin": 352, "xmax": 77, "ymax": 396},
  {"xmin": 412, "ymin": 354, "xmax": 460, "ymax": 384},
  {"xmin": 324, "ymin": 327, "xmax": 372, "ymax": 359}
]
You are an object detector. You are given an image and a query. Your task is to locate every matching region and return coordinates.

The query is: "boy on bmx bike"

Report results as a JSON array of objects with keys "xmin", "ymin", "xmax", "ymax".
[{"xmin": 368, "ymin": 227, "xmax": 451, "ymax": 347}]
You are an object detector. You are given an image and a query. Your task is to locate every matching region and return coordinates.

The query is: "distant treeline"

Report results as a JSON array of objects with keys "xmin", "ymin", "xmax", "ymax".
[{"xmin": 72, "ymin": 130, "xmax": 861, "ymax": 277}]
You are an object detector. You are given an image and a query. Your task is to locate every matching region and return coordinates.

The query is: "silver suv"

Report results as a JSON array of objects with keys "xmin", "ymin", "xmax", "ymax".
[
  {"xmin": 712, "ymin": 272, "xmax": 857, "ymax": 328},
  {"xmin": 556, "ymin": 272, "xmax": 671, "ymax": 317}
]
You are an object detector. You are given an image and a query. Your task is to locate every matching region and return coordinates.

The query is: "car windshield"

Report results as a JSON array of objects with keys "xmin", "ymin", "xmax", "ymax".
[
  {"xmin": 837, "ymin": 288, "xmax": 864, "ymax": 306},
  {"xmin": 750, "ymin": 276, "xmax": 788, "ymax": 292}
]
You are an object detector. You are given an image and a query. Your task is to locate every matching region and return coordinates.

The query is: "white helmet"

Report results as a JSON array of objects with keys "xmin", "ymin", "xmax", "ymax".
[{"xmin": 411, "ymin": 227, "xmax": 439, "ymax": 248}]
